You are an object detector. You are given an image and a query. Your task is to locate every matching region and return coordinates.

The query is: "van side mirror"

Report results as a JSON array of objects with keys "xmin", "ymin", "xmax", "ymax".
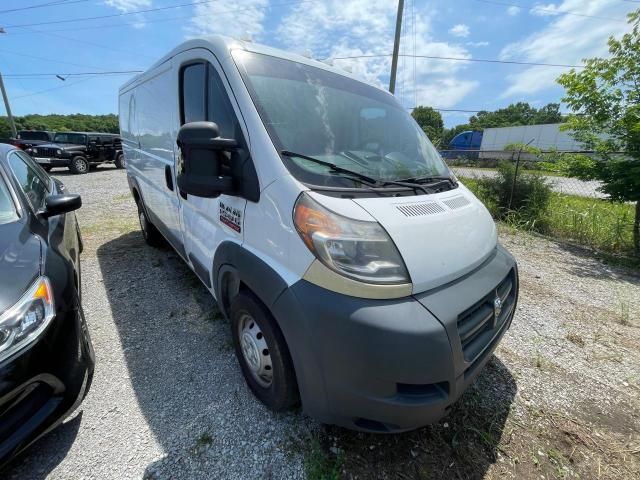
[
  {"xmin": 176, "ymin": 122, "xmax": 238, "ymax": 198},
  {"xmin": 40, "ymin": 194, "xmax": 82, "ymax": 218}
]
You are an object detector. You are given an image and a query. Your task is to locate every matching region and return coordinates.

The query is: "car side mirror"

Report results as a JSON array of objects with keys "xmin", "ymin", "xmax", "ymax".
[
  {"xmin": 40, "ymin": 194, "xmax": 82, "ymax": 218},
  {"xmin": 176, "ymin": 121, "xmax": 238, "ymax": 198}
]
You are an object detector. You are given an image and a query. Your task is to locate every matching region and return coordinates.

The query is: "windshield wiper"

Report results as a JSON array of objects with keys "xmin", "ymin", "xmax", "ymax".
[
  {"xmin": 281, "ymin": 150, "xmax": 380, "ymax": 186},
  {"xmin": 399, "ymin": 175, "xmax": 458, "ymax": 188},
  {"xmin": 281, "ymin": 150, "xmax": 446, "ymax": 194}
]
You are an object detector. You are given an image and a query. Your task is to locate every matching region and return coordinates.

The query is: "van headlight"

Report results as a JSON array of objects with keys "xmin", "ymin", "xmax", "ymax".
[
  {"xmin": 293, "ymin": 193, "xmax": 409, "ymax": 285},
  {"xmin": 0, "ymin": 277, "xmax": 55, "ymax": 362}
]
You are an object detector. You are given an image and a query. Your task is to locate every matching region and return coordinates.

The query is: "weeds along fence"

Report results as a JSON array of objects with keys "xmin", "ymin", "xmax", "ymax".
[{"xmin": 443, "ymin": 150, "xmax": 637, "ymax": 257}]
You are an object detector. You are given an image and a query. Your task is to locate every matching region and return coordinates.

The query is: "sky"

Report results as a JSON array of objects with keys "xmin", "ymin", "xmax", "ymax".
[{"xmin": 0, "ymin": 0, "xmax": 636, "ymax": 127}]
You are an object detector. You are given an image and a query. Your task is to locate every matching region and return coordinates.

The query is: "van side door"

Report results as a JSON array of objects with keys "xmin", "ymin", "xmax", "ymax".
[{"xmin": 174, "ymin": 51, "xmax": 249, "ymax": 290}]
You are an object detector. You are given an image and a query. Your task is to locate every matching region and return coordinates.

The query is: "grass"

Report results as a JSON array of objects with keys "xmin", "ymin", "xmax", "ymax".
[
  {"xmin": 305, "ymin": 439, "xmax": 342, "ymax": 480},
  {"xmin": 461, "ymin": 176, "xmax": 637, "ymax": 257}
]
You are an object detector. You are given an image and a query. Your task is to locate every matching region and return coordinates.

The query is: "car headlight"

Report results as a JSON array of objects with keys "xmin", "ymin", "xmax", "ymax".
[
  {"xmin": 0, "ymin": 277, "xmax": 55, "ymax": 362},
  {"xmin": 293, "ymin": 193, "xmax": 409, "ymax": 285},
  {"xmin": 57, "ymin": 149, "xmax": 62, "ymax": 155}
]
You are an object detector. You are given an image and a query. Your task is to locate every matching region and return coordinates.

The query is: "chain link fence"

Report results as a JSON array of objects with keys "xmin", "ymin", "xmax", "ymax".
[
  {"xmin": 442, "ymin": 149, "xmax": 604, "ymax": 199},
  {"xmin": 442, "ymin": 149, "xmax": 637, "ymax": 257}
]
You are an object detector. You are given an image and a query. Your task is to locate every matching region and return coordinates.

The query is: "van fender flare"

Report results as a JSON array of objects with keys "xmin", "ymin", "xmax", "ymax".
[{"xmin": 212, "ymin": 241, "xmax": 288, "ymax": 319}]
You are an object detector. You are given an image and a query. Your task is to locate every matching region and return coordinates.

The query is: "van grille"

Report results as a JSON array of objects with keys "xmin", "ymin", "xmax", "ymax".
[
  {"xmin": 457, "ymin": 270, "xmax": 516, "ymax": 365},
  {"xmin": 443, "ymin": 196, "xmax": 471, "ymax": 210},
  {"xmin": 33, "ymin": 147, "xmax": 58, "ymax": 157},
  {"xmin": 395, "ymin": 202, "xmax": 445, "ymax": 217}
]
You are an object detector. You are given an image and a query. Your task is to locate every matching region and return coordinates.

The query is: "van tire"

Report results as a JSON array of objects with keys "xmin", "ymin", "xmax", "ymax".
[
  {"xmin": 230, "ymin": 291, "xmax": 299, "ymax": 411},
  {"xmin": 69, "ymin": 156, "xmax": 89, "ymax": 174},
  {"xmin": 137, "ymin": 201, "xmax": 163, "ymax": 247},
  {"xmin": 115, "ymin": 153, "xmax": 125, "ymax": 169}
]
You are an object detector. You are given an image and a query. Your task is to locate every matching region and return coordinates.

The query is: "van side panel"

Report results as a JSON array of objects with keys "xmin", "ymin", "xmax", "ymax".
[{"xmin": 127, "ymin": 66, "xmax": 185, "ymax": 254}]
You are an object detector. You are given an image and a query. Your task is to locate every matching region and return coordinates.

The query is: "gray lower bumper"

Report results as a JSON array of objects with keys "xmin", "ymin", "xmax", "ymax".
[
  {"xmin": 33, "ymin": 157, "xmax": 69, "ymax": 167},
  {"xmin": 272, "ymin": 245, "xmax": 518, "ymax": 432}
]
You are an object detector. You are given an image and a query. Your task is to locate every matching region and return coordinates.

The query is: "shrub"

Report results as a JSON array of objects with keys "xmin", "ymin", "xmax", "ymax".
[{"xmin": 474, "ymin": 162, "xmax": 552, "ymax": 230}]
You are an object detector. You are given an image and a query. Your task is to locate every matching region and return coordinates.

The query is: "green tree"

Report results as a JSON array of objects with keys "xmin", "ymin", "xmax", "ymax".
[
  {"xmin": 557, "ymin": 9, "xmax": 640, "ymax": 255},
  {"xmin": 468, "ymin": 102, "xmax": 563, "ymax": 129},
  {"xmin": 0, "ymin": 114, "xmax": 120, "ymax": 138},
  {"xmin": 411, "ymin": 106, "xmax": 444, "ymax": 146}
]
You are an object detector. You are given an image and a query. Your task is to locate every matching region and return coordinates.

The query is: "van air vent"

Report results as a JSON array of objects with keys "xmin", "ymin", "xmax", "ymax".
[
  {"xmin": 443, "ymin": 196, "xmax": 471, "ymax": 210},
  {"xmin": 395, "ymin": 202, "xmax": 445, "ymax": 217}
]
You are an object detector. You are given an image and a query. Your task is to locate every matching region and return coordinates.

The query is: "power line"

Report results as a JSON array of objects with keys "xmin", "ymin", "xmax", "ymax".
[
  {"xmin": 3, "ymin": 0, "xmax": 313, "ymax": 35},
  {"xmin": 0, "ymin": 0, "xmax": 89, "ymax": 14},
  {"xmin": 22, "ymin": 26, "xmax": 158, "ymax": 61},
  {"xmin": 3, "ymin": 71, "xmax": 143, "ymax": 78},
  {"xmin": 11, "ymin": 76, "xmax": 94, "ymax": 101},
  {"xmin": 0, "ymin": 48, "xmax": 105, "ymax": 70},
  {"xmin": 331, "ymin": 53, "xmax": 585, "ymax": 69},
  {"xmin": 473, "ymin": 0, "xmax": 627, "ymax": 22},
  {"xmin": 2, "ymin": 0, "xmax": 232, "ymax": 29}
]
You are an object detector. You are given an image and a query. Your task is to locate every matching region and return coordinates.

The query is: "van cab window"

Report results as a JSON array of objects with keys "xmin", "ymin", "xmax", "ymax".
[
  {"xmin": 7, "ymin": 151, "xmax": 50, "ymax": 209},
  {"xmin": 234, "ymin": 51, "xmax": 451, "ymax": 188},
  {"xmin": 181, "ymin": 63, "xmax": 206, "ymax": 124},
  {"xmin": 181, "ymin": 62, "xmax": 238, "ymax": 140}
]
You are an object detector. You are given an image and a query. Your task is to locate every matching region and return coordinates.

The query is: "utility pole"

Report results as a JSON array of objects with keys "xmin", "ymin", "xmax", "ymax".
[
  {"xmin": 0, "ymin": 73, "xmax": 17, "ymax": 138},
  {"xmin": 389, "ymin": 0, "xmax": 405, "ymax": 94}
]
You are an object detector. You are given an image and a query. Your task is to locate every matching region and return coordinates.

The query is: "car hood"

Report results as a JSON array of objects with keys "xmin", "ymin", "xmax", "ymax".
[
  {"xmin": 352, "ymin": 184, "xmax": 497, "ymax": 293},
  {"xmin": 0, "ymin": 220, "xmax": 42, "ymax": 315}
]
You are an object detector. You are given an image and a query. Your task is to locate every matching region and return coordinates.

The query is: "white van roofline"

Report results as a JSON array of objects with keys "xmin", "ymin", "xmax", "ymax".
[{"xmin": 119, "ymin": 34, "xmax": 393, "ymax": 97}]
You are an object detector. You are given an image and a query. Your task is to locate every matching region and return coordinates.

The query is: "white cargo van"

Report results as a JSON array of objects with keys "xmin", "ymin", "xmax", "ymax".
[{"xmin": 119, "ymin": 36, "xmax": 518, "ymax": 432}]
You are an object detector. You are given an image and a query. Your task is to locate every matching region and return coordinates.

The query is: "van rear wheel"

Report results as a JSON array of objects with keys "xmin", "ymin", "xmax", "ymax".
[
  {"xmin": 69, "ymin": 156, "xmax": 89, "ymax": 174},
  {"xmin": 230, "ymin": 291, "xmax": 299, "ymax": 411},
  {"xmin": 137, "ymin": 201, "xmax": 163, "ymax": 247}
]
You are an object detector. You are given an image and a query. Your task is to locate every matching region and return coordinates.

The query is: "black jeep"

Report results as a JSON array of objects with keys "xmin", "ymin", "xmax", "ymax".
[{"xmin": 29, "ymin": 131, "xmax": 124, "ymax": 174}]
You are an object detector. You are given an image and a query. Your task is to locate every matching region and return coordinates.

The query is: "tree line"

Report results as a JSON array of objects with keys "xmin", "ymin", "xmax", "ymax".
[
  {"xmin": 0, "ymin": 114, "xmax": 119, "ymax": 138},
  {"xmin": 411, "ymin": 102, "xmax": 565, "ymax": 148}
]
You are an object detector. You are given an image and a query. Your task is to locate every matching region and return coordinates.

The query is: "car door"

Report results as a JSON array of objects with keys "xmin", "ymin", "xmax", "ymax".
[{"xmin": 173, "ymin": 51, "xmax": 249, "ymax": 289}]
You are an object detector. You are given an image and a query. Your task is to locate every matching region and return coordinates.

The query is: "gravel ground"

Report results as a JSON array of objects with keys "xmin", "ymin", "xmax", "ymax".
[
  {"xmin": 4, "ymin": 166, "xmax": 639, "ymax": 479},
  {"xmin": 453, "ymin": 166, "xmax": 605, "ymax": 198}
]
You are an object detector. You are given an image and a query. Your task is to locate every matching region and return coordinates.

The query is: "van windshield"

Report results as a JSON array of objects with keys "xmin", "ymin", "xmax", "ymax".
[{"xmin": 233, "ymin": 51, "xmax": 450, "ymax": 188}]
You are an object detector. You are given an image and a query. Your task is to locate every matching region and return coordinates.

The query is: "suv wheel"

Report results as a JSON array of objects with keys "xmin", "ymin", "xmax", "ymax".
[
  {"xmin": 69, "ymin": 156, "xmax": 90, "ymax": 175},
  {"xmin": 230, "ymin": 291, "xmax": 299, "ymax": 411},
  {"xmin": 137, "ymin": 200, "xmax": 162, "ymax": 247},
  {"xmin": 115, "ymin": 153, "xmax": 125, "ymax": 169}
]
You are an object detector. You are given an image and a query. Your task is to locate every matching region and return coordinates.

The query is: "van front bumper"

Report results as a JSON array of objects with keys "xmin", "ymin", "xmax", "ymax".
[{"xmin": 272, "ymin": 245, "xmax": 517, "ymax": 432}]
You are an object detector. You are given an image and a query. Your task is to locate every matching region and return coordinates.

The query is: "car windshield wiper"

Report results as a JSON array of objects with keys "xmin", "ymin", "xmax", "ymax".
[{"xmin": 281, "ymin": 150, "xmax": 380, "ymax": 186}]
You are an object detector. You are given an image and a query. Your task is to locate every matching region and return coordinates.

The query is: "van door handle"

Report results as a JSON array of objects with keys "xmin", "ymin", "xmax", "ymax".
[{"xmin": 165, "ymin": 165, "xmax": 174, "ymax": 191}]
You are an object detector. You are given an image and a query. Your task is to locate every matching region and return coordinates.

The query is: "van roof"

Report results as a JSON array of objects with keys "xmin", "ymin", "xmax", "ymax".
[{"xmin": 119, "ymin": 35, "xmax": 392, "ymax": 97}]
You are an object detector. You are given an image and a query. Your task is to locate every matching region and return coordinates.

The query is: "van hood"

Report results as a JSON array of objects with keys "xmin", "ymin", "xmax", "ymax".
[
  {"xmin": 352, "ymin": 186, "xmax": 497, "ymax": 293},
  {"xmin": 0, "ymin": 221, "xmax": 42, "ymax": 314}
]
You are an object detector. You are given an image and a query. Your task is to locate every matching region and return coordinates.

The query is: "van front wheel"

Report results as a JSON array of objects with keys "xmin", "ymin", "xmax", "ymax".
[
  {"xmin": 115, "ymin": 153, "xmax": 125, "ymax": 169},
  {"xmin": 230, "ymin": 291, "xmax": 299, "ymax": 411},
  {"xmin": 137, "ymin": 202, "xmax": 162, "ymax": 247}
]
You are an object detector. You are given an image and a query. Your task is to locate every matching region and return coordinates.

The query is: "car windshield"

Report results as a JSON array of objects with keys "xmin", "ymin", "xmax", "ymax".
[
  {"xmin": 18, "ymin": 131, "xmax": 49, "ymax": 141},
  {"xmin": 233, "ymin": 51, "xmax": 450, "ymax": 188},
  {"xmin": 0, "ymin": 174, "xmax": 18, "ymax": 225},
  {"xmin": 53, "ymin": 133, "xmax": 86, "ymax": 144}
]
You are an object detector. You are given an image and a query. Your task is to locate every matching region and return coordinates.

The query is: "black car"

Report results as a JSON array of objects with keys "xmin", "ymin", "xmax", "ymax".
[
  {"xmin": 11, "ymin": 131, "xmax": 56, "ymax": 151},
  {"xmin": 0, "ymin": 144, "xmax": 94, "ymax": 468},
  {"xmin": 29, "ymin": 131, "xmax": 124, "ymax": 174}
]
